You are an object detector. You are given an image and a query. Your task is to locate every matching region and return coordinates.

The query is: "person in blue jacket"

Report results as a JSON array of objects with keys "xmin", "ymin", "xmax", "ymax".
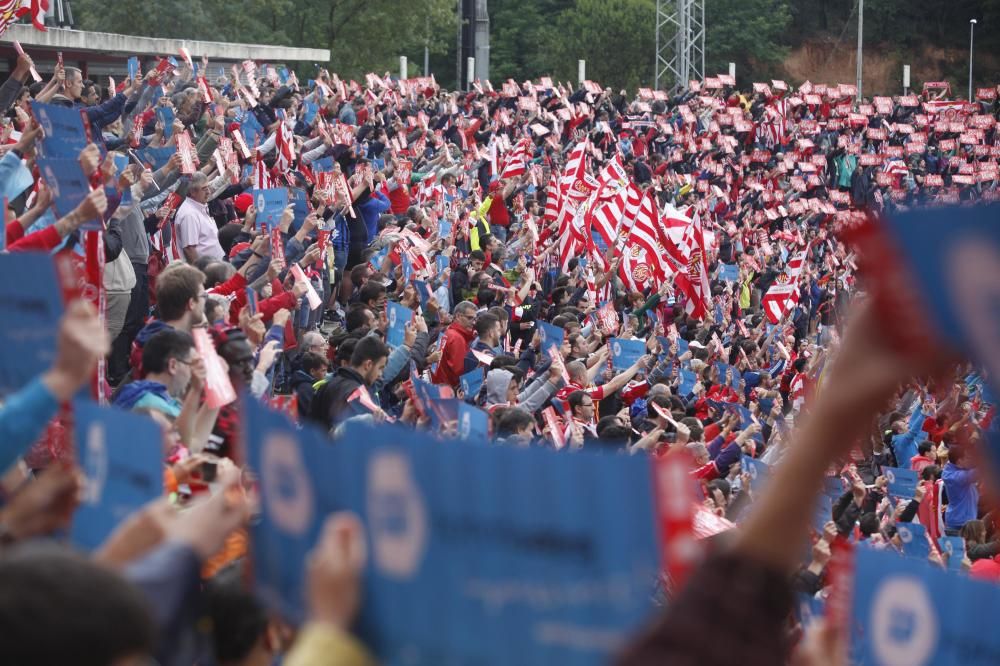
[
  {"xmin": 942, "ymin": 445, "xmax": 979, "ymax": 536},
  {"xmin": 355, "ymin": 171, "xmax": 391, "ymax": 246}
]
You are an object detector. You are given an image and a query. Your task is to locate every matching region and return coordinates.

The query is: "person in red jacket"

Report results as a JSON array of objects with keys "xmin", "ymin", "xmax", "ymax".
[{"xmin": 431, "ymin": 301, "xmax": 477, "ymax": 387}]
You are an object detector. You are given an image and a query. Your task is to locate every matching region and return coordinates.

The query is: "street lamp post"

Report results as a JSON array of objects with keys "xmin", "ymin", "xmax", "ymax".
[
  {"xmin": 969, "ymin": 19, "xmax": 977, "ymax": 102},
  {"xmin": 856, "ymin": 0, "xmax": 864, "ymax": 103}
]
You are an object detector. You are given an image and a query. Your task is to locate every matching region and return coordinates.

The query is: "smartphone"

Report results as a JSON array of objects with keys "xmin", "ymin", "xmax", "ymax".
[{"xmin": 201, "ymin": 459, "xmax": 218, "ymax": 483}]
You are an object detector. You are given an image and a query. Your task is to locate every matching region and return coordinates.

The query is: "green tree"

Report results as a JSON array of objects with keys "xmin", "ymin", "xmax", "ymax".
[
  {"xmin": 543, "ymin": 0, "xmax": 657, "ymax": 91},
  {"xmin": 704, "ymin": 0, "xmax": 792, "ymax": 82}
]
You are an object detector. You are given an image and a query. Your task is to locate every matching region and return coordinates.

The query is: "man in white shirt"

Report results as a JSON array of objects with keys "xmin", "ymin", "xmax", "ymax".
[{"xmin": 175, "ymin": 172, "xmax": 224, "ymax": 263}]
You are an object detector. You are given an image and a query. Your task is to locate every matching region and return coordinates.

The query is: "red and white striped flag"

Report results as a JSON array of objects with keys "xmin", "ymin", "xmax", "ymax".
[
  {"xmin": 673, "ymin": 211, "xmax": 711, "ymax": 319},
  {"xmin": 762, "ymin": 246, "xmax": 809, "ymax": 324},
  {"xmin": 542, "ymin": 172, "xmax": 561, "ymax": 225},
  {"xmin": 417, "ymin": 171, "xmax": 440, "ymax": 203},
  {"xmin": 252, "ymin": 158, "xmax": 274, "ymax": 190},
  {"xmin": 0, "ymin": 0, "xmax": 22, "ymax": 37},
  {"xmin": 273, "ymin": 122, "xmax": 294, "ymax": 174},
  {"xmin": 498, "ymin": 138, "xmax": 530, "ymax": 180}
]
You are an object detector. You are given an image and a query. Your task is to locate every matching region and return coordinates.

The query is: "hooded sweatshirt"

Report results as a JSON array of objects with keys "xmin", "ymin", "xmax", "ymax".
[{"xmin": 113, "ymin": 380, "xmax": 181, "ymax": 418}]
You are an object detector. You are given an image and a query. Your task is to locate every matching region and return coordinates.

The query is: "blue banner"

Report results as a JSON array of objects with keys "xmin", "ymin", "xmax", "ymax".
[
  {"xmin": 884, "ymin": 466, "xmax": 919, "ymax": 500},
  {"xmin": 71, "ymin": 400, "xmax": 163, "ymax": 550},
  {"xmin": 719, "ymin": 263, "xmax": 739, "ymax": 283},
  {"xmin": 127, "ymin": 56, "xmax": 139, "ymax": 80},
  {"xmin": 457, "ymin": 402, "xmax": 489, "ymax": 441},
  {"xmin": 251, "ymin": 188, "xmax": 288, "ymax": 231},
  {"xmin": 0, "ymin": 254, "xmax": 63, "ymax": 393},
  {"xmin": 31, "ymin": 100, "xmax": 91, "ymax": 159},
  {"xmin": 537, "ymin": 321, "xmax": 565, "ymax": 354},
  {"xmin": 609, "ymin": 337, "xmax": 645, "ymax": 372},
  {"xmin": 244, "ymin": 402, "xmax": 661, "ymax": 663},
  {"xmin": 386, "ymin": 301, "xmax": 413, "ymax": 348},
  {"xmin": 459, "ymin": 367, "xmax": 485, "ymax": 399},
  {"xmin": 851, "ymin": 545, "xmax": 1000, "ymax": 665}
]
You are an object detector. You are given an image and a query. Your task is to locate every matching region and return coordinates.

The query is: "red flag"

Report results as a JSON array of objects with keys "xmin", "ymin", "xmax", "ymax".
[{"xmin": 674, "ymin": 211, "xmax": 711, "ymax": 319}]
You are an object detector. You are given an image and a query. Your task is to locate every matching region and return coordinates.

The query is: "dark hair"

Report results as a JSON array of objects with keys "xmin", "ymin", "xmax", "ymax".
[
  {"xmin": 142, "ymin": 329, "xmax": 195, "ymax": 374},
  {"xmin": 487, "ymin": 305, "xmax": 509, "ymax": 325},
  {"xmin": 917, "ymin": 440, "xmax": 934, "ymax": 457},
  {"xmin": 496, "ymin": 407, "xmax": 534, "ymax": 438},
  {"xmin": 345, "ymin": 304, "xmax": 373, "ymax": 333},
  {"xmin": 156, "ymin": 264, "xmax": 205, "ymax": 321},
  {"xmin": 859, "ymin": 512, "xmax": 880, "ymax": 537},
  {"xmin": 301, "ymin": 351, "xmax": 329, "ymax": 374},
  {"xmin": 350, "ymin": 335, "xmax": 389, "ymax": 367},
  {"xmin": 475, "ymin": 313, "xmax": 500, "ymax": 338},
  {"xmin": 469, "ymin": 250, "xmax": 486, "ymax": 263},
  {"xmin": 681, "ymin": 416, "xmax": 704, "ymax": 442},
  {"xmin": 961, "ymin": 519, "xmax": 986, "ymax": 544},
  {"xmin": 336, "ymin": 337, "xmax": 359, "ymax": 364},
  {"xmin": 0, "ymin": 543, "xmax": 156, "ymax": 666},
  {"xmin": 358, "ymin": 280, "xmax": 386, "ymax": 306},
  {"xmin": 921, "ymin": 464, "xmax": 941, "ymax": 481},
  {"xmin": 476, "ymin": 287, "xmax": 496, "ymax": 308},
  {"xmin": 706, "ymin": 478, "xmax": 732, "ymax": 501},
  {"xmin": 205, "ymin": 563, "xmax": 268, "ymax": 664},
  {"xmin": 567, "ymin": 390, "xmax": 592, "ymax": 413}
]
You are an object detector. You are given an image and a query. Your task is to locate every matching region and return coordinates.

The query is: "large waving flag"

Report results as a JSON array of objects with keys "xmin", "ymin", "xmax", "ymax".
[
  {"xmin": 762, "ymin": 246, "xmax": 809, "ymax": 324},
  {"xmin": 673, "ymin": 211, "xmax": 711, "ymax": 319}
]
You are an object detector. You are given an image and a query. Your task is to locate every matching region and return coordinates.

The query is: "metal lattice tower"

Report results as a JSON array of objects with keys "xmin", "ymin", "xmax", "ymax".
[{"xmin": 655, "ymin": 0, "xmax": 705, "ymax": 92}]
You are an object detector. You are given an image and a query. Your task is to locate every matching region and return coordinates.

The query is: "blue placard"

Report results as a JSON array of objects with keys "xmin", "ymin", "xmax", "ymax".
[
  {"xmin": 302, "ymin": 100, "xmax": 319, "ymax": 126},
  {"xmin": 884, "ymin": 466, "xmax": 919, "ymax": 500},
  {"xmin": 435, "ymin": 255, "xmax": 450, "ymax": 277},
  {"xmin": 459, "ymin": 367, "xmax": 485, "ymax": 399},
  {"xmin": 0, "ymin": 254, "xmax": 63, "ymax": 393},
  {"xmin": 714, "ymin": 361, "xmax": 731, "ymax": 387},
  {"xmin": 112, "ymin": 154, "xmax": 132, "ymax": 206},
  {"xmin": 370, "ymin": 246, "xmax": 389, "ymax": 273},
  {"xmin": 311, "ymin": 156, "xmax": 335, "ymax": 173},
  {"xmin": 71, "ymin": 400, "xmax": 162, "ymax": 550},
  {"xmin": 241, "ymin": 111, "xmax": 265, "ymax": 148},
  {"xmin": 251, "ymin": 188, "xmax": 289, "ymax": 230},
  {"xmin": 938, "ymin": 536, "xmax": 966, "ymax": 572},
  {"xmin": 385, "ymin": 301, "xmax": 413, "ymax": 348},
  {"xmin": 127, "ymin": 56, "xmax": 139, "ymax": 80},
  {"xmin": 740, "ymin": 455, "xmax": 770, "ymax": 492},
  {"xmin": 678, "ymin": 368, "xmax": 697, "ymax": 397},
  {"xmin": 457, "ymin": 402, "xmax": 489, "ymax": 441},
  {"xmin": 609, "ymin": 337, "xmax": 645, "ymax": 372},
  {"xmin": 438, "ymin": 219, "xmax": 453, "ymax": 239},
  {"xmin": 31, "ymin": 100, "xmax": 90, "ymax": 158},
  {"xmin": 851, "ymin": 546, "xmax": 1000, "ymax": 665},
  {"xmin": 36, "ymin": 156, "xmax": 101, "ymax": 229},
  {"xmin": 136, "ymin": 145, "xmax": 176, "ymax": 171},
  {"xmin": 537, "ymin": 320, "xmax": 565, "ymax": 354},
  {"xmin": 401, "ymin": 249, "xmax": 413, "ymax": 282},
  {"xmin": 244, "ymin": 402, "xmax": 661, "ymax": 662},
  {"xmin": 156, "ymin": 105, "xmax": 175, "ymax": 138},
  {"xmin": 411, "ymin": 279, "xmax": 431, "ymax": 310},
  {"xmin": 719, "ymin": 263, "xmax": 739, "ymax": 283},
  {"xmin": 288, "ymin": 187, "xmax": 309, "ymax": 231},
  {"xmin": 896, "ymin": 522, "xmax": 930, "ymax": 560}
]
